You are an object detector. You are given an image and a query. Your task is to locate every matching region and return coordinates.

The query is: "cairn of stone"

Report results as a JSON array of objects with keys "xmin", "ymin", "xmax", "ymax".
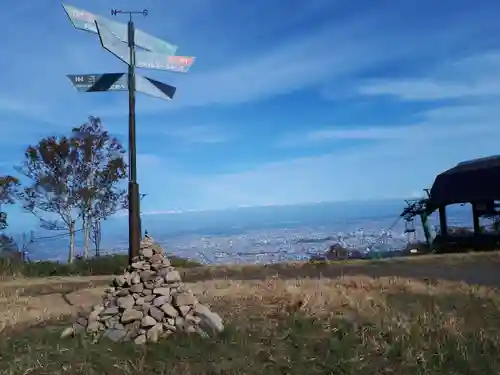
[{"xmin": 61, "ymin": 237, "xmax": 224, "ymax": 344}]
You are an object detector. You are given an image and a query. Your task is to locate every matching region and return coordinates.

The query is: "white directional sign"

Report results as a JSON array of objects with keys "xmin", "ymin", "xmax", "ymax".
[
  {"xmin": 67, "ymin": 73, "xmax": 127, "ymax": 92},
  {"xmin": 136, "ymin": 75, "xmax": 176, "ymax": 100},
  {"xmin": 96, "ymin": 20, "xmax": 195, "ymax": 73},
  {"xmin": 135, "ymin": 51, "xmax": 195, "ymax": 73},
  {"xmin": 68, "ymin": 73, "xmax": 176, "ymax": 101},
  {"xmin": 95, "ymin": 19, "xmax": 130, "ymax": 64},
  {"xmin": 62, "ymin": 3, "xmax": 178, "ymax": 55}
]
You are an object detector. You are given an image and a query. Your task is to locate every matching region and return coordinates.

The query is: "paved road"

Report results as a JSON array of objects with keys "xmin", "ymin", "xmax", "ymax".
[
  {"xmin": 2, "ymin": 257, "xmax": 499, "ymax": 297},
  {"xmin": 181, "ymin": 258, "xmax": 500, "ymax": 288}
]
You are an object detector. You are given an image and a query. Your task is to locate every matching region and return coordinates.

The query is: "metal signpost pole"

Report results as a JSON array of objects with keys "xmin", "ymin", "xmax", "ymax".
[
  {"xmin": 127, "ymin": 16, "xmax": 141, "ymax": 265},
  {"xmin": 111, "ymin": 9, "xmax": 148, "ymax": 264}
]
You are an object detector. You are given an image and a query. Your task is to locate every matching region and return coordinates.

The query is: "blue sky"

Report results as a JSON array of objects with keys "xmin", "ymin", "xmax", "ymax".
[{"xmin": 1, "ymin": 0, "xmax": 500, "ymax": 223}]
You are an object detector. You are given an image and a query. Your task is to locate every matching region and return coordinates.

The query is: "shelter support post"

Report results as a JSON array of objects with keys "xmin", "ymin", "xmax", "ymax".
[
  {"xmin": 471, "ymin": 202, "xmax": 482, "ymax": 251},
  {"xmin": 472, "ymin": 203, "xmax": 481, "ymax": 235},
  {"xmin": 438, "ymin": 206, "xmax": 447, "ymax": 239}
]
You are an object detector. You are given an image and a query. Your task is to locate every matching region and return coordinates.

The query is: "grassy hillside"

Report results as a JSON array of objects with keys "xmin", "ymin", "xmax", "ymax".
[
  {"xmin": 0, "ymin": 253, "xmax": 202, "ymax": 278},
  {"xmin": 1, "ymin": 271, "xmax": 499, "ymax": 375}
]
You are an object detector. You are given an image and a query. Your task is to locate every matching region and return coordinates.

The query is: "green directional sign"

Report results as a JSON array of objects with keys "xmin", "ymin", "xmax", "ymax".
[
  {"xmin": 67, "ymin": 73, "xmax": 127, "ymax": 92},
  {"xmin": 62, "ymin": 3, "xmax": 177, "ymax": 55}
]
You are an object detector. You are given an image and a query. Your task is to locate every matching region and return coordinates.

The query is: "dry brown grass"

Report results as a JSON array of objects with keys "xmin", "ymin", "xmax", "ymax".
[
  {"xmin": 0, "ymin": 274, "xmax": 499, "ymax": 374},
  {"xmin": 0, "ymin": 276, "xmax": 490, "ymax": 329},
  {"xmin": 0, "ymin": 276, "xmax": 500, "ymax": 374}
]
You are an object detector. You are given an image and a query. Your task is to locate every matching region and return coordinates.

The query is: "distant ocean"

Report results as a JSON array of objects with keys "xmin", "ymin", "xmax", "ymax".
[{"xmin": 18, "ymin": 199, "xmax": 478, "ymax": 264}]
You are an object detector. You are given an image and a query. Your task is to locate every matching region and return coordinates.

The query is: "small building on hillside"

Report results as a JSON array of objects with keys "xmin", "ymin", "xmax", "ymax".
[{"xmin": 402, "ymin": 155, "xmax": 500, "ymax": 252}]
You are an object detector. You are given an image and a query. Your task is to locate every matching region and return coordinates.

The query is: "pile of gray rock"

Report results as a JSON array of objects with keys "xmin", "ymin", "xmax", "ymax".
[{"xmin": 61, "ymin": 237, "xmax": 224, "ymax": 344}]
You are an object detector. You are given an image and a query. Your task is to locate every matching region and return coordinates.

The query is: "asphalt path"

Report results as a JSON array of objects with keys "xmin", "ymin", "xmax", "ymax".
[{"xmin": 2, "ymin": 256, "xmax": 499, "ymax": 297}]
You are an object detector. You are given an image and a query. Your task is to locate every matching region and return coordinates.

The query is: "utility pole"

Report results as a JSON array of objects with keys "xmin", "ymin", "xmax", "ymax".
[{"xmin": 111, "ymin": 8, "xmax": 148, "ymax": 264}]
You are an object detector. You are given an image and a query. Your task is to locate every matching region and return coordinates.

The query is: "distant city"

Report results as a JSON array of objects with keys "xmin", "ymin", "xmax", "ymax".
[{"xmin": 8, "ymin": 199, "xmax": 477, "ymax": 264}]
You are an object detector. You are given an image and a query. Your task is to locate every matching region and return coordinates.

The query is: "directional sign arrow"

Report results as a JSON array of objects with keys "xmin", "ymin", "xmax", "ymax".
[
  {"xmin": 96, "ymin": 20, "xmax": 195, "ymax": 73},
  {"xmin": 95, "ymin": 20, "xmax": 129, "ymax": 64},
  {"xmin": 135, "ymin": 51, "xmax": 195, "ymax": 73},
  {"xmin": 136, "ymin": 75, "xmax": 177, "ymax": 100},
  {"xmin": 67, "ymin": 73, "xmax": 127, "ymax": 92},
  {"xmin": 67, "ymin": 73, "xmax": 176, "ymax": 100},
  {"xmin": 62, "ymin": 3, "xmax": 177, "ymax": 55}
]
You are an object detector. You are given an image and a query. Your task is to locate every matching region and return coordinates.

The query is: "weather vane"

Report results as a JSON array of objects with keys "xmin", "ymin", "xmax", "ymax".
[{"xmin": 111, "ymin": 8, "xmax": 148, "ymax": 18}]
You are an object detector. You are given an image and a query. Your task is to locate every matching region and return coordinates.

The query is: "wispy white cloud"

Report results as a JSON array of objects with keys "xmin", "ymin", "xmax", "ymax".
[
  {"xmin": 137, "ymin": 153, "xmax": 164, "ymax": 166},
  {"xmin": 356, "ymin": 52, "xmax": 500, "ymax": 101},
  {"xmin": 91, "ymin": 1, "xmax": 495, "ymax": 116},
  {"xmin": 156, "ymin": 98, "xmax": 499, "ymax": 209},
  {"xmin": 2, "ymin": 0, "xmax": 500, "ymax": 214},
  {"xmin": 189, "ymin": 134, "xmax": 498, "ymax": 209},
  {"xmin": 278, "ymin": 125, "xmax": 419, "ymax": 147},
  {"xmin": 0, "ymin": 0, "xmax": 496, "ymax": 122},
  {"xmin": 164, "ymin": 125, "xmax": 232, "ymax": 144},
  {"xmin": 129, "ymin": 69, "xmax": 500, "ymax": 211},
  {"xmin": 358, "ymin": 79, "xmax": 500, "ymax": 101},
  {"xmin": 0, "ymin": 98, "xmax": 47, "ymax": 117},
  {"xmin": 278, "ymin": 106, "xmax": 500, "ymax": 148}
]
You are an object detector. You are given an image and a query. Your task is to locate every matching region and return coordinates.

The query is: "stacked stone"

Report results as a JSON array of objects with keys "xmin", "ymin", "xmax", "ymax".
[{"xmin": 61, "ymin": 238, "xmax": 224, "ymax": 344}]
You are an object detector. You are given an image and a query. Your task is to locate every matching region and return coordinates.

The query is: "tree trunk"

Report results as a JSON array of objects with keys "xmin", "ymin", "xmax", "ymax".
[
  {"xmin": 85, "ymin": 155, "xmax": 95, "ymax": 259},
  {"xmin": 83, "ymin": 217, "xmax": 90, "ymax": 259},
  {"xmin": 94, "ymin": 219, "xmax": 102, "ymax": 257},
  {"xmin": 68, "ymin": 221, "xmax": 75, "ymax": 264}
]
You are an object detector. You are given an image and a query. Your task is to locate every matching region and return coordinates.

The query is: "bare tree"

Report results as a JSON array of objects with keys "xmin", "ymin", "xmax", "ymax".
[
  {"xmin": 0, "ymin": 175, "xmax": 20, "ymax": 230},
  {"xmin": 15, "ymin": 136, "xmax": 84, "ymax": 263},
  {"xmin": 17, "ymin": 230, "xmax": 35, "ymax": 260},
  {"xmin": 90, "ymin": 192, "xmax": 128, "ymax": 257},
  {"xmin": 90, "ymin": 218, "xmax": 102, "ymax": 257},
  {"xmin": 71, "ymin": 117, "xmax": 127, "ymax": 258},
  {"xmin": 0, "ymin": 231, "xmax": 35, "ymax": 261}
]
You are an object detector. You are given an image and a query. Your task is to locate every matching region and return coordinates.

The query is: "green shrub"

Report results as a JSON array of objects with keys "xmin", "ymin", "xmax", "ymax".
[{"xmin": 0, "ymin": 253, "xmax": 202, "ymax": 278}]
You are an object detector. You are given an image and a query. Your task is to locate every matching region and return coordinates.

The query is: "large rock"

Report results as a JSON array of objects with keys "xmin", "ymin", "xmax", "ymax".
[
  {"xmin": 141, "ymin": 316, "xmax": 157, "ymax": 327},
  {"xmin": 174, "ymin": 292, "xmax": 197, "ymax": 307},
  {"xmin": 121, "ymin": 309, "xmax": 143, "ymax": 323},
  {"xmin": 103, "ymin": 328, "xmax": 127, "ymax": 342},
  {"xmin": 153, "ymin": 287, "xmax": 170, "ymax": 296},
  {"xmin": 160, "ymin": 303, "xmax": 179, "ymax": 317},
  {"xmin": 153, "ymin": 295, "xmax": 170, "ymax": 306},
  {"xmin": 149, "ymin": 306, "xmax": 164, "ymax": 321},
  {"xmin": 117, "ymin": 296, "xmax": 135, "ymax": 310},
  {"xmin": 165, "ymin": 270, "xmax": 181, "ymax": 283},
  {"xmin": 60, "ymin": 237, "xmax": 224, "ymax": 344}
]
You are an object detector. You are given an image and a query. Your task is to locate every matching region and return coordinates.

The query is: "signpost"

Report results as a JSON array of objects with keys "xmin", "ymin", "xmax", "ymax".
[{"xmin": 63, "ymin": 3, "xmax": 195, "ymax": 264}]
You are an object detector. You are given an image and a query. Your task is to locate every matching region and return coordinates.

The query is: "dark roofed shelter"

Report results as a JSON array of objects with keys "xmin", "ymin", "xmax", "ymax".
[
  {"xmin": 428, "ymin": 155, "xmax": 500, "ymax": 249},
  {"xmin": 430, "ymin": 155, "xmax": 500, "ymax": 206}
]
